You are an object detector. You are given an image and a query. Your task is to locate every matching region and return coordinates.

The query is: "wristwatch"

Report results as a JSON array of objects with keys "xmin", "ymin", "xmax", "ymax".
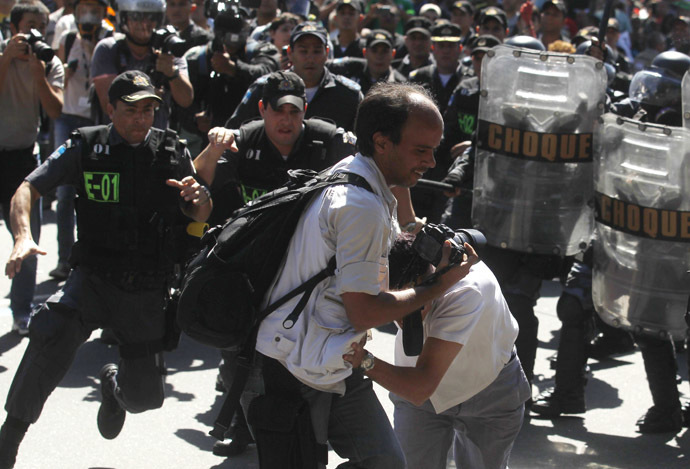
[
  {"xmin": 400, "ymin": 221, "xmax": 416, "ymax": 233},
  {"xmin": 360, "ymin": 351, "xmax": 375, "ymax": 372},
  {"xmin": 167, "ymin": 66, "xmax": 180, "ymax": 80}
]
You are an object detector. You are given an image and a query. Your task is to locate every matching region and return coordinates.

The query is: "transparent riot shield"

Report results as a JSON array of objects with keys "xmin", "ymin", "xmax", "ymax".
[
  {"xmin": 472, "ymin": 45, "xmax": 607, "ymax": 255},
  {"xmin": 593, "ymin": 114, "xmax": 690, "ymax": 340}
]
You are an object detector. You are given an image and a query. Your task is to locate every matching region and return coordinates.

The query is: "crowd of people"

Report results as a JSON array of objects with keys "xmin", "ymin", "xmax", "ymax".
[{"xmin": 1, "ymin": 0, "xmax": 690, "ymax": 467}]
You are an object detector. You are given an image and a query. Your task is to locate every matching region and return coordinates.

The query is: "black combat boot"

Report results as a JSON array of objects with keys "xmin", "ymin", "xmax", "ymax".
[
  {"xmin": 97, "ymin": 363, "xmax": 126, "ymax": 439},
  {"xmin": 636, "ymin": 337, "xmax": 682, "ymax": 434}
]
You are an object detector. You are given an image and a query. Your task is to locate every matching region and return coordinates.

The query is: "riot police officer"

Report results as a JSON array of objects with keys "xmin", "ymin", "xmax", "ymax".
[
  {"xmin": 228, "ymin": 22, "xmax": 363, "ymax": 131},
  {"xmin": 0, "ymin": 71, "xmax": 211, "ymax": 469},
  {"xmin": 195, "ymin": 70, "xmax": 357, "ymax": 224},
  {"xmin": 327, "ymin": 29, "xmax": 407, "ymax": 96},
  {"xmin": 534, "ymin": 52, "xmax": 690, "ymax": 432}
]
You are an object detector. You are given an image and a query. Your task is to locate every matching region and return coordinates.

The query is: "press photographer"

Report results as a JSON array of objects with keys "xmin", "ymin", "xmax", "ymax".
[
  {"xmin": 0, "ymin": 1, "xmax": 64, "ymax": 336},
  {"xmin": 344, "ymin": 224, "xmax": 531, "ymax": 469},
  {"xmin": 91, "ymin": 0, "xmax": 193, "ymax": 129}
]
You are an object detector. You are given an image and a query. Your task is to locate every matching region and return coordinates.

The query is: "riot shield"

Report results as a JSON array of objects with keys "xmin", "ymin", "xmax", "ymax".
[
  {"xmin": 472, "ymin": 45, "xmax": 607, "ymax": 255},
  {"xmin": 593, "ymin": 114, "xmax": 690, "ymax": 340}
]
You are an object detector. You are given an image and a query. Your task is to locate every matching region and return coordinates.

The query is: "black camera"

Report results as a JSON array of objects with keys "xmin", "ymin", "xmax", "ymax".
[
  {"xmin": 402, "ymin": 224, "xmax": 485, "ymax": 357},
  {"xmin": 151, "ymin": 25, "xmax": 188, "ymax": 58},
  {"xmin": 413, "ymin": 223, "xmax": 486, "ymax": 268},
  {"xmin": 24, "ymin": 29, "xmax": 54, "ymax": 62}
]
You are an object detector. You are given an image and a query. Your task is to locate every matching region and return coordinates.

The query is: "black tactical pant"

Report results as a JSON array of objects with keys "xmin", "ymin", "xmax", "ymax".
[{"xmin": 4, "ymin": 267, "xmax": 168, "ymax": 424}]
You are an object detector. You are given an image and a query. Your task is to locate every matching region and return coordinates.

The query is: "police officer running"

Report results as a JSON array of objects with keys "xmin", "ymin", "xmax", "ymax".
[{"xmin": 0, "ymin": 71, "xmax": 211, "ymax": 469}]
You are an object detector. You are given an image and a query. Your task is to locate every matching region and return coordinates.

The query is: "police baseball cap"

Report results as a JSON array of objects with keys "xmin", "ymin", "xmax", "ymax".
[
  {"xmin": 404, "ymin": 16, "xmax": 433, "ymax": 37},
  {"xmin": 108, "ymin": 70, "xmax": 162, "ymax": 104},
  {"xmin": 607, "ymin": 18, "xmax": 620, "ymax": 31},
  {"xmin": 451, "ymin": 1, "xmax": 474, "ymax": 16},
  {"xmin": 262, "ymin": 71, "xmax": 307, "ymax": 110},
  {"xmin": 478, "ymin": 7, "xmax": 507, "ymax": 28},
  {"xmin": 431, "ymin": 23, "xmax": 463, "ymax": 42},
  {"xmin": 336, "ymin": 0, "xmax": 362, "ymax": 13},
  {"xmin": 366, "ymin": 29, "xmax": 393, "ymax": 49},
  {"xmin": 290, "ymin": 22, "xmax": 328, "ymax": 47},
  {"xmin": 542, "ymin": 0, "xmax": 567, "ymax": 15},
  {"xmin": 469, "ymin": 34, "xmax": 501, "ymax": 55}
]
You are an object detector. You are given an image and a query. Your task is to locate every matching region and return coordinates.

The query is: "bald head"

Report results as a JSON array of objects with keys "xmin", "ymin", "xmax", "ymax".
[{"xmin": 355, "ymin": 83, "xmax": 442, "ymax": 158}]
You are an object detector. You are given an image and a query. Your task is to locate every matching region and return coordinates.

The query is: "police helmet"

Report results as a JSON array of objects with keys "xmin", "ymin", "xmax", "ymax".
[
  {"xmin": 575, "ymin": 40, "xmax": 616, "ymax": 85},
  {"xmin": 74, "ymin": 0, "xmax": 109, "ymax": 38},
  {"xmin": 116, "ymin": 0, "xmax": 165, "ymax": 32},
  {"xmin": 504, "ymin": 35, "xmax": 545, "ymax": 51},
  {"xmin": 650, "ymin": 51, "xmax": 690, "ymax": 79},
  {"xmin": 629, "ymin": 51, "xmax": 690, "ymax": 125}
]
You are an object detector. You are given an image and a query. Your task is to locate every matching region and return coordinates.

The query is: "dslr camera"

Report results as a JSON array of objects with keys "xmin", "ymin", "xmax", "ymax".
[
  {"xmin": 151, "ymin": 25, "xmax": 188, "ymax": 58},
  {"xmin": 24, "ymin": 29, "xmax": 54, "ymax": 62},
  {"xmin": 413, "ymin": 223, "xmax": 486, "ymax": 268},
  {"xmin": 402, "ymin": 224, "xmax": 485, "ymax": 357}
]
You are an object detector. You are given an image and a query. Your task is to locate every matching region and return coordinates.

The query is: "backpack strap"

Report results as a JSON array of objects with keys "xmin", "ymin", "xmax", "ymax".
[
  {"xmin": 64, "ymin": 31, "xmax": 77, "ymax": 63},
  {"xmin": 209, "ymin": 171, "xmax": 373, "ymax": 442}
]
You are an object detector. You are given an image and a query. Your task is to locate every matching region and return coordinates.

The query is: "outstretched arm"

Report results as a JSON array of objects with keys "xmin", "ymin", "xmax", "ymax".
[{"xmin": 6, "ymin": 182, "xmax": 46, "ymax": 279}]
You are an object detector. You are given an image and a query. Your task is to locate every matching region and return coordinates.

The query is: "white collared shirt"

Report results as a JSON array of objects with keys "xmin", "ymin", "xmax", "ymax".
[{"xmin": 256, "ymin": 153, "xmax": 399, "ymax": 394}]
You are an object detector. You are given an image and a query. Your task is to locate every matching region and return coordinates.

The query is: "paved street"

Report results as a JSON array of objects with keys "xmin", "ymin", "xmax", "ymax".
[{"xmin": 1, "ymin": 205, "xmax": 689, "ymax": 468}]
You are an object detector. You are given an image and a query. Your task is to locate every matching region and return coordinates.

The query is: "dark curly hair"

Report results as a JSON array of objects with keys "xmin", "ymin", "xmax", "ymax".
[{"xmin": 388, "ymin": 233, "xmax": 431, "ymax": 289}]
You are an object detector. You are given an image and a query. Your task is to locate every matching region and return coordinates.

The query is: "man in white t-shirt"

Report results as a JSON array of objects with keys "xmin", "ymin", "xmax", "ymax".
[{"xmin": 345, "ymin": 231, "xmax": 531, "ymax": 469}]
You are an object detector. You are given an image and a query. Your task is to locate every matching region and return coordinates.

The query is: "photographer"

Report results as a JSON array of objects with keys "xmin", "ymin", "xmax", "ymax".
[
  {"xmin": 182, "ymin": 0, "xmax": 279, "ymax": 150},
  {"xmin": 0, "ymin": 1, "xmax": 64, "ymax": 335},
  {"xmin": 251, "ymin": 83, "xmax": 477, "ymax": 468},
  {"xmin": 344, "ymin": 229, "xmax": 530, "ymax": 469},
  {"xmin": 165, "ymin": 0, "xmax": 213, "ymax": 51},
  {"xmin": 90, "ymin": 0, "xmax": 193, "ymax": 130}
]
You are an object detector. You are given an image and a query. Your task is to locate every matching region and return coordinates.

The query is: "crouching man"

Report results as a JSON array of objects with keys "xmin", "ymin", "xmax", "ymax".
[{"xmin": 345, "ymin": 231, "xmax": 531, "ymax": 469}]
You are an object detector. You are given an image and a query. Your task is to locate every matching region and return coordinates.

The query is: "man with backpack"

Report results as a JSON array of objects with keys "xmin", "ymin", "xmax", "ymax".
[
  {"xmin": 193, "ymin": 70, "xmax": 358, "ymax": 458},
  {"xmin": 248, "ymin": 82, "xmax": 477, "ymax": 468},
  {"xmin": 0, "ymin": 71, "xmax": 211, "ymax": 469}
]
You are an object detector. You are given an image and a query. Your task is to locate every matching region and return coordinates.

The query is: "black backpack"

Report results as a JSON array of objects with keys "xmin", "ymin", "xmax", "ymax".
[{"xmin": 176, "ymin": 168, "xmax": 372, "ymax": 351}]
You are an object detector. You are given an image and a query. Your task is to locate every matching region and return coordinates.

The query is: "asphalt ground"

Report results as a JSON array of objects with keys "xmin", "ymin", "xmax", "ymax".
[{"xmin": 0, "ymin": 204, "xmax": 689, "ymax": 468}]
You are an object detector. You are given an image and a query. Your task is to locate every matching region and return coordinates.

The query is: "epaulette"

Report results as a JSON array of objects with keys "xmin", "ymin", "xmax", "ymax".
[{"xmin": 334, "ymin": 74, "xmax": 361, "ymax": 92}]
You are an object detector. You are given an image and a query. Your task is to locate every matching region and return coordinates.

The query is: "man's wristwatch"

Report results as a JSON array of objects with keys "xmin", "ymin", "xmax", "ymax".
[
  {"xmin": 360, "ymin": 351, "xmax": 375, "ymax": 372},
  {"xmin": 400, "ymin": 221, "xmax": 416, "ymax": 233},
  {"xmin": 167, "ymin": 66, "xmax": 180, "ymax": 80}
]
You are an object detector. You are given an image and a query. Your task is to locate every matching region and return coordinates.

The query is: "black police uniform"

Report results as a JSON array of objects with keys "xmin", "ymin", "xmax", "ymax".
[
  {"xmin": 208, "ymin": 117, "xmax": 357, "ymax": 225},
  {"xmin": 409, "ymin": 63, "xmax": 462, "ymax": 116},
  {"xmin": 181, "ymin": 41, "xmax": 280, "ymax": 136},
  {"xmin": 406, "ymin": 62, "xmax": 463, "ymax": 224},
  {"xmin": 327, "ymin": 57, "xmax": 407, "ymax": 95},
  {"xmin": 227, "ymin": 68, "xmax": 363, "ymax": 131},
  {"xmin": 3, "ymin": 124, "xmax": 197, "ymax": 426},
  {"xmin": 394, "ymin": 54, "xmax": 434, "ymax": 78},
  {"xmin": 332, "ymin": 35, "xmax": 366, "ymax": 59}
]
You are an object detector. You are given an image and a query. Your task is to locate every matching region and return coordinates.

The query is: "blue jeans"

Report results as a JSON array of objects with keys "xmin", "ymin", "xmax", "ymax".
[
  {"xmin": 53, "ymin": 114, "xmax": 93, "ymax": 263},
  {"xmin": 392, "ymin": 354, "xmax": 530, "ymax": 469},
  {"xmin": 0, "ymin": 148, "xmax": 41, "ymax": 321}
]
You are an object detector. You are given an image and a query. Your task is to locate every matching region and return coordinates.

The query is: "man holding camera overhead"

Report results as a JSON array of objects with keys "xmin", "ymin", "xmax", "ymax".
[
  {"xmin": 344, "ymin": 229, "xmax": 530, "ymax": 469},
  {"xmin": 91, "ymin": 0, "xmax": 193, "ymax": 129},
  {"xmin": 0, "ymin": 1, "xmax": 64, "ymax": 336}
]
